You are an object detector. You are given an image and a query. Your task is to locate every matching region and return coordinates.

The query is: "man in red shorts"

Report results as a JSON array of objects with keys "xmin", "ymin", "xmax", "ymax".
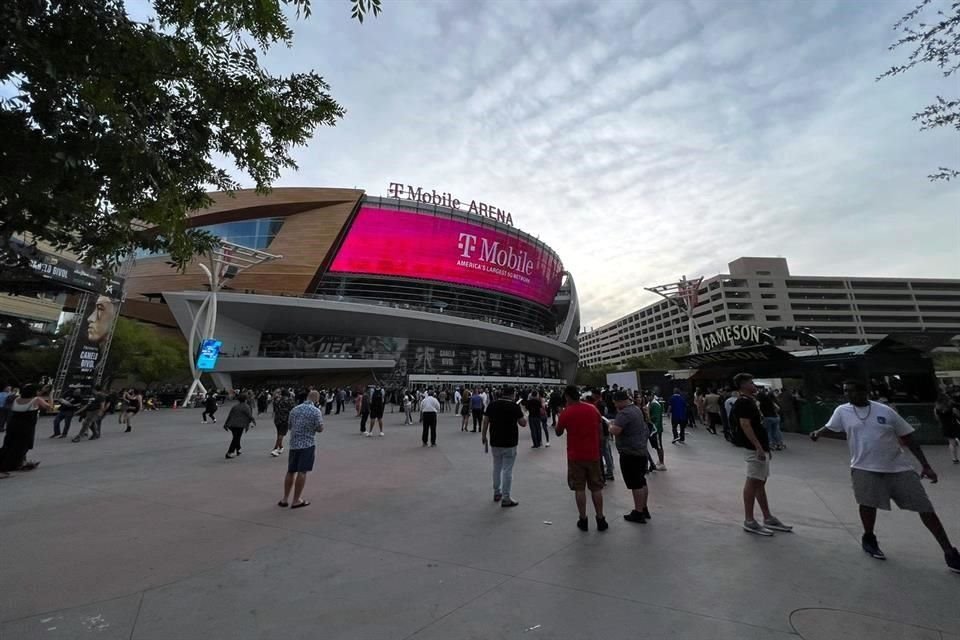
[{"xmin": 556, "ymin": 385, "xmax": 608, "ymax": 532}]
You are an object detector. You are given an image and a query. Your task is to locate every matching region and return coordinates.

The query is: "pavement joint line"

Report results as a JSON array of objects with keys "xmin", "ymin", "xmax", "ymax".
[
  {"xmin": 399, "ymin": 573, "xmax": 516, "ymax": 640},
  {"xmin": 788, "ymin": 606, "xmax": 953, "ymax": 637},
  {"xmin": 127, "ymin": 592, "xmax": 144, "ymax": 640},
  {"xmin": 509, "ymin": 574, "xmax": 797, "ymax": 636}
]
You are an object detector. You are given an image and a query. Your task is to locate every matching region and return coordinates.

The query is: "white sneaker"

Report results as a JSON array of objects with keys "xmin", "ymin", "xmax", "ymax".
[
  {"xmin": 202, "ymin": 420, "xmax": 207, "ymax": 424},
  {"xmin": 365, "ymin": 432, "xmax": 372, "ymax": 438},
  {"xmin": 763, "ymin": 516, "xmax": 793, "ymax": 533},
  {"xmin": 656, "ymin": 463, "xmax": 666, "ymax": 471},
  {"xmin": 379, "ymin": 432, "xmax": 384, "ymax": 437},
  {"xmin": 743, "ymin": 520, "xmax": 774, "ymax": 536},
  {"xmin": 270, "ymin": 449, "xmax": 280, "ymax": 457},
  {"xmin": 545, "ymin": 442, "xmax": 551, "ymax": 447},
  {"xmin": 277, "ymin": 447, "xmax": 284, "ymax": 454}
]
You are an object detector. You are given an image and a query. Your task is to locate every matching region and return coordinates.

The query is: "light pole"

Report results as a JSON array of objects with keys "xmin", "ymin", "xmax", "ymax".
[
  {"xmin": 182, "ymin": 240, "xmax": 280, "ymax": 406},
  {"xmin": 645, "ymin": 275, "xmax": 704, "ymax": 355}
]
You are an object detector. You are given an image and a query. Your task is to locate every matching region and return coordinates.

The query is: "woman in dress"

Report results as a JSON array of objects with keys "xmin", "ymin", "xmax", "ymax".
[{"xmin": 0, "ymin": 384, "xmax": 54, "ymax": 477}]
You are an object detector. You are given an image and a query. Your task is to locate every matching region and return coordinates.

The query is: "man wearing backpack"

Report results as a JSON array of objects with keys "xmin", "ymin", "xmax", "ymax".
[{"xmin": 730, "ymin": 373, "xmax": 793, "ymax": 536}]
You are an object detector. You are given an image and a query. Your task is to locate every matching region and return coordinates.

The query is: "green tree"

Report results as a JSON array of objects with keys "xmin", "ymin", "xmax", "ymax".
[
  {"xmin": 101, "ymin": 318, "xmax": 189, "ymax": 387},
  {"xmin": 623, "ymin": 347, "xmax": 690, "ymax": 370},
  {"xmin": 933, "ymin": 351, "xmax": 960, "ymax": 371},
  {"xmin": 575, "ymin": 365, "xmax": 615, "ymax": 388},
  {"xmin": 1, "ymin": 0, "xmax": 379, "ymax": 269},
  {"xmin": 879, "ymin": 0, "xmax": 960, "ymax": 181}
]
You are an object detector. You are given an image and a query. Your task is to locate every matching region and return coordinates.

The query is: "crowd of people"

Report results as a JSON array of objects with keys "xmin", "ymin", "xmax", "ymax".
[{"xmin": 2, "ymin": 374, "xmax": 959, "ymax": 574}]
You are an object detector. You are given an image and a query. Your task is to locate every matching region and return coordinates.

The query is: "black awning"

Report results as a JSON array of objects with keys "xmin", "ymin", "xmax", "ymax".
[
  {"xmin": 866, "ymin": 332, "xmax": 958, "ymax": 356},
  {"xmin": 673, "ymin": 344, "xmax": 794, "ymax": 369}
]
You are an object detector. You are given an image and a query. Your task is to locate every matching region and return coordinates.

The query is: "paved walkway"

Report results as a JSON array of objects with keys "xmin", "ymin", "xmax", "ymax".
[{"xmin": 1, "ymin": 406, "xmax": 958, "ymax": 639}]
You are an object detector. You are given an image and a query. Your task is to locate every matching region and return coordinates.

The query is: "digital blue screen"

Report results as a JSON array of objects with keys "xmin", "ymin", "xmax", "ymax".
[{"xmin": 196, "ymin": 339, "xmax": 222, "ymax": 371}]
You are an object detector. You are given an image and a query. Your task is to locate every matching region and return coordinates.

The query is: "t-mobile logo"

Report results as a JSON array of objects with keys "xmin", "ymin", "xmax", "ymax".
[{"xmin": 457, "ymin": 233, "xmax": 478, "ymax": 257}]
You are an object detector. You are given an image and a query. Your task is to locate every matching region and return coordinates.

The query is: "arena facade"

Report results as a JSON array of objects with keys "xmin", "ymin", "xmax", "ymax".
[{"xmin": 123, "ymin": 188, "xmax": 579, "ymax": 390}]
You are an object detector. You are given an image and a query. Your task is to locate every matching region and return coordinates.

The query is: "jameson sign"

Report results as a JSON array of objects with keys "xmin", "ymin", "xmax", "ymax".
[
  {"xmin": 677, "ymin": 345, "xmax": 791, "ymax": 369},
  {"xmin": 387, "ymin": 182, "xmax": 515, "ymax": 226},
  {"xmin": 698, "ymin": 324, "xmax": 771, "ymax": 352}
]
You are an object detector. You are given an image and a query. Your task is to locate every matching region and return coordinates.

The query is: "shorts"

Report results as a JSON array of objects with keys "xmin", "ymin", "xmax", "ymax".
[
  {"xmin": 370, "ymin": 406, "xmax": 384, "ymax": 420},
  {"xmin": 287, "ymin": 446, "xmax": 316, "ymax": 473},
  {"xmin": 274, "ymin": 422, "xmax": 288, "ymax": 437},
  {"xmin": 708, "ymin": 412, "xmax": 722, "ymax": 428},
  {"xmin": 567, "ymin": 460, "xmax": 604, "ymax": 491},
  {"xmin": 619, "ymin": 453, "xmax": 648, "ymax": 490},
  {"xmin": 745, "ymin": 451, "xmax": 770, "ymax": 481},
  {"xmin": 648, "ymin": 431, "xmax": 663, "ymax": 450},
  {"xmin": 851, "ymin": 469, "xmax": 933, "ymax": 512}
]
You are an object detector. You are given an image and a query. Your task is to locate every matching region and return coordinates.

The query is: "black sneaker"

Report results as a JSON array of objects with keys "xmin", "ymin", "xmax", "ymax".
[
  {"xmin": 596, "ymin": 516, "xmax": 609, "ymax": 532},
  {"xmin": 946, "ymin": 547, "xmax": 960, "ymax": 574},
  {"xmin": 862, "ymin": 533, "xmax": 885, "ymax": 560},
  {"xmin": 501, "ymin": 498, "xmax": 519, "ymax": 508},
  {"xmin": 577, "ymin": 517, "xmax": 588, "ymax": 531},
  {"xmin": 641, "ymin": 508, "xmax": 651, "ymax": 520},
  {"xmin": 623, "ymin": 510, "xmax": 647, "ymax": 524}
]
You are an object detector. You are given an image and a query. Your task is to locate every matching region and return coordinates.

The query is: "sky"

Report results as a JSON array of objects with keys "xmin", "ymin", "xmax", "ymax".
[{"xmin": 223, "ymin": 1, "xmax": 959, "ymax": 327}]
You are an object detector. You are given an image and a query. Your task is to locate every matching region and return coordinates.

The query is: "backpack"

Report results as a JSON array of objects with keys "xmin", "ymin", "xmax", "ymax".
[{"xmin": 728, "ymin": 400, "xmax": 748, "ymax": 448}]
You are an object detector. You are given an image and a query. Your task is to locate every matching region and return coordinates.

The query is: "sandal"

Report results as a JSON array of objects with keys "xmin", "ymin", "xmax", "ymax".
[
  {"xmin": 277, "ymin": 500, "xmax": 289, "ymax": 507},
  {"xmin": 291, "ymin": 500, "xmax": 310, "ymax": 509}
]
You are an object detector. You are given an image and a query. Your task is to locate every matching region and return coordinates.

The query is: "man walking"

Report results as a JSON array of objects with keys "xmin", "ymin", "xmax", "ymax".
[
  {"xmin": 470, "ymin": 390, "xmax": 485, "ymax": 433},
  {"xmin": 482, "ymin": 387, "xmax": 527, "ymax": 508},
  {"xmin": 420, "ymin": 389, "xmax": 440, "ymax": 447},
  {"xmin": 704, "ymin": 388, "xmax": 722, "ymax": 435},
  {"xmin": 51, "ymin": 391, "xmax": 80, "ymax": 439},
  {"xmin": 271, "ymin": 389, "xmax": 296, "ymax": 457},
  {"xmin": 669, "ymin": 388, "xmax": 687, "ymax": 444},
  {"xmin": 335, "ymin": 388, "xmax": 345, "ymax": 415},
  {"xmin": 279, "ymin": 390, "xmax": 323, "ymax": 509},
  {"xmin": 556, "ymin": 385, "xmax": 608, "ymax": 531},
  {"xmin": 730, "ymin": 373, "xmax": 792, "ymax": 536},
  {"xmin": 811, "ymin": 380, "xmax": 960, "ymax": 572},
  {"xmin": 647, "ymin": 393, "xmax": 667, "ymax": 471},
  {"xmin": 608, "ymin": 390, "xmax": 652, "ymax": 523},
  {"xmin": 72, "ymin": 386, "xmax": 108, "ymax": 442}
]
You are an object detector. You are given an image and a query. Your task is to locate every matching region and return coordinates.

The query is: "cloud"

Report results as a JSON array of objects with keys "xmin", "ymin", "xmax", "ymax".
[{"xmin": 253, "ymin": 0, "xmax": 959, "ymax": 328}]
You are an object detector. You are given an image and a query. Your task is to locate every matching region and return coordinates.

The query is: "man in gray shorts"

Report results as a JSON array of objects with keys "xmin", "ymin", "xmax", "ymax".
[{"xmin": 812, "ymin": 379, "xmax": 960, "ymax": 573}]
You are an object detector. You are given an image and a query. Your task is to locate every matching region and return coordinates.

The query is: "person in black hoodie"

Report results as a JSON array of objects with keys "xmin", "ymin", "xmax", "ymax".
[
  {"xmin": 202, "ymin": 390, "xmax": 219, "ymax": 424},
  {"xmin": 224, "ymin": 396, "xmax": 255, "ymax": 459}
]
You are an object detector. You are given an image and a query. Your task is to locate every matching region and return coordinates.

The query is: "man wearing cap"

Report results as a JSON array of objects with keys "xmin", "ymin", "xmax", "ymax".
[{"xmin": 608, "ymin": 390, "xmax": 652, "ymax": 523}]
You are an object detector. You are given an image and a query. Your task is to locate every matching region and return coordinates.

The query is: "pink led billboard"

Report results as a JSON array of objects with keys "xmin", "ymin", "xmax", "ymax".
[{"xmin": 329, "ymin": 206, "xmax": 564, "ymax": 306}]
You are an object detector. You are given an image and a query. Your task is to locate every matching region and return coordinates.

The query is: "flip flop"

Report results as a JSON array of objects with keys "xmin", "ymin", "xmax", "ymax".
[
  {"xmin": 277, "ymin": 501, "xmax": 289, "ymax": 507},
  {"xmin": 291, "ymin": 500, "xmax": 310, "ymax": 509}
]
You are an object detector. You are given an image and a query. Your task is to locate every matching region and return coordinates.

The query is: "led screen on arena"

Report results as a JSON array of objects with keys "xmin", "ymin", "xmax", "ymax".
[{"xmin": 329, "ymin": 207, "xmax": 564, "ymax": 306}]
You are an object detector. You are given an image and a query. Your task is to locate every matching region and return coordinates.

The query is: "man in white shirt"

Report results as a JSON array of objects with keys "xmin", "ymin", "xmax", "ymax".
[
  {"xmin": 420, "ymin": 389, "xmax": 441, "ymax": 447},
  {"xmin": 812, "ymin": 379, "xmax": 959, "ymax": 573},
  {"xmin": 454, "ymin": 389, "xmax": 462, "ymax": 416}
]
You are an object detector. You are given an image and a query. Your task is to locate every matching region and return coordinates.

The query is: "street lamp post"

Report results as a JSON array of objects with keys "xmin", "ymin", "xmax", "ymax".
[
  {"xmin": 645, "ymin": 275, "xmax": 705, "ymax": 355},
  {"xmin": 182, "ymin": 240, "xmax": 280, "ymax": 407}
]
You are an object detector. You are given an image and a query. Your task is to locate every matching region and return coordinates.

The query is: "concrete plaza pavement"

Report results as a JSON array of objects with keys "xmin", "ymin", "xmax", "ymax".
[{"xmin": 2, "ymin": 406, "xmax": 959, "ymax": 640}]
